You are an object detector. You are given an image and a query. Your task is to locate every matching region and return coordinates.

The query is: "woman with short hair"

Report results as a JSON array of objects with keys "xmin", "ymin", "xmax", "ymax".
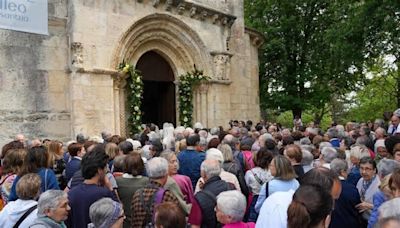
[
  {"xmin": 0, "ymin": 173, "xmax": 41, "ymax": 227},
  {"xmin": 155, "ymin": 202, "xmax": 186, "ymax": 228},
  {"xmin": 89, "ymin": 198, "xmax": 125, "ymax": 228},
  {"xmin": 215, "ymin": 190, "xmax": 255, "ymax": 228},
  {"xmin": 0, "ymin": 149, "xmax": 26, "ymax": 205},
  {"xmin": 115, "ymin": 153, "xmax": 149, "ymax": 228}
]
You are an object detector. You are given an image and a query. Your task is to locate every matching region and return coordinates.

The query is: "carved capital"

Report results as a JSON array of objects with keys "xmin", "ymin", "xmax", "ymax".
[{"xmin": 71, "ymin": 42, "xmax": 83, "ymax": 68}]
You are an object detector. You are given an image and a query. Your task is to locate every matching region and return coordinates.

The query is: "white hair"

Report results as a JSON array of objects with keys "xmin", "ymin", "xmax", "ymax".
[
  {"xmin": 37, "ymin": 190, "xmax": 67, "ymax": 217},
  {"xmin": 301, "ymin": 150, "xmax": 314, "ymax": 166},
  {"xmin": 126, "ymin": 139, "xmax": 142, "ymax": 150},
  {"xmin": 89, "ymin": 198, "xmax": 123, "ymax": 228},
  {"xmin": 193, "ymin": 122, "xmax": 203, "ymax": 129},
  {"xmin": 147, "ymin": 157, "xmax": 169, "ymax": 179},
  {"xmin": 319, "ymin": 142, "xmax": 333, "ymax": 151},
  {"xmin": 201, "ymin": 159, "xmax": 221, "ymax": 179},
  {"xmin": 89, "ymin": 135, "xmax": 104, "ymax": 144},
  {"xmin": 330, "ymin": 158, "xmax": 348, "ymax": 177},
  {"xmin": 216, "ymin": 190, "xmax": 246, "ymax": 222},
  {"xmin": 349, "ymin": 145, "xmax": 370, "ymax": 160},
  {"xmin": 206, "ymin": 148, "xmax": 224, "ymax": 164},
  {"xmin": 379, "ymin": 198, "xmax": 400, "ymax": 219}
]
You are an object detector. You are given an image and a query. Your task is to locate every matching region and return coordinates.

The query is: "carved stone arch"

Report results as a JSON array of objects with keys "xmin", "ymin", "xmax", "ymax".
[
  {"xmin": 111, "ymin": 14, "xmax": 211, "ymax": 135},
  {"xmin": 111, "ymin": 13, "xmax": 211, "ymax": 76}
]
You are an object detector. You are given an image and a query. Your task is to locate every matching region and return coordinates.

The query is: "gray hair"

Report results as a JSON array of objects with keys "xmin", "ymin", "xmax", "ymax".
[
  {"xmin": 330, "ymin": 158, "xmax": 348, "ymax": 177},
  {"xmin": 379, "ymin": 198, "xmax": 400, "ymax": 219},
  {"xmin": 327, "ymin": 128, "xmax": 339, "ymax": 139},
  {"xmin": 319, "ymin": 142, "xmax": 333, "ymax": 151},
  {"xmin": 201, "ymin": 159, "xmax": 221, "ymax": 179},
  {"xmin": 210, "ymin": 127, "xmax": 220, "ymax": 136},
  {"xmin": 321, "ymin": 147, "xmax": 338, "ymax": 163},
  {"xmin": 377, "ymin": 158, "xmax": 400, "ymax": 177},
  {"xmin": 300, "ymin": 137, "xmax": 311, "ymax": 145},
  {"xmin": 37, "ymin": 190, "xmax": 67, "ymax": 217},
  {"xmin": 89, "ymin": 198, "xmax": 123, "ymax": 228},
  {"xmin": 301, "ymin": 150, "xmax": 314, "ymax": 166},
  {"xmin": 199, "ymin": 137, "xmax": 207, "ymax": 148},
  {"xmin": 147, "ymin": 157, "xmax": 169, "ymax": 179},
  {"xmin": 349, "ymin": 145, "xmax": 370, "ymax": 160},
  {"xmin": 216, "ymin": 190, "xmax": 246, "ymax": 222}
]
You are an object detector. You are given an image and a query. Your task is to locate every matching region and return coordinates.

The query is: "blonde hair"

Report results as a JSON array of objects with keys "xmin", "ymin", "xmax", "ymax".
[
  {"xmin": 218, "ymin": 144, "xmax": 233, "ymax": 162},
  {"xmin": 16, "ymin": 173, "xmax": 41, "ymax": 200},
  {"xmin": 105, "ymin": 143, "xmax": 119, "ymax": 159}
]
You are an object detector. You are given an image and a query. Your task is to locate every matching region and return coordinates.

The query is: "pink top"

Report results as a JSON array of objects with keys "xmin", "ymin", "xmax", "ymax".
[
  {"xmin": 224, "ymin": 222, "xmax": 256, "ymax": 228},
  {"xmin": 172, "ymin": 174, "xmax": 195, "ymax": 204}
]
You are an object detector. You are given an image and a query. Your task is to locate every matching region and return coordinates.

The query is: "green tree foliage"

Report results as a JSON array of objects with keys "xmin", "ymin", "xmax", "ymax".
[
  {"xmin": 362, "ymin": 0, "xmax": 400, "ymax": 107},
  {"xmin": 342, "ymin": 60, "xmax": 398, "ymax": 122},
  {"xmin": 245, "ymin": 0, "xmax": 368, "ymax": 119}
]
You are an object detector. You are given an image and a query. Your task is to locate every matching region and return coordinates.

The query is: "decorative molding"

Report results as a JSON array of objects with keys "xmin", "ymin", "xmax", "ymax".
[
  {"xmin": 71, "ymin": 42, "xmax": 83, "ymax": 69},
  {"xmin": 74, "ymin": 67, "xmax": 120, "ymax": 76},
  {"xmin": 135, "ymin": 0, "xmax": 236, "ymax": 28},
  {"xmin": 245, "ymin": 27, "xmax": 265, "ymax": 48}
]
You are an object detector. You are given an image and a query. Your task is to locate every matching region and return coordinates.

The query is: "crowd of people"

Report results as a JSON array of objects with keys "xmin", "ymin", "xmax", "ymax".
[{"xmin": 1, "ymin": 108, "xmax": 400, "ymax": 228}]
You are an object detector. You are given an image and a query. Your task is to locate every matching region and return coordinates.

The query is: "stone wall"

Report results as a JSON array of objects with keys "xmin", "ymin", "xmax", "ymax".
[
  {"xmin": 0, "ymin": 0, "xmax": 262, "ymax": 145},
  {"xmin": 0, "ymin": 0, "xmax": 70, "ymax": 146}
]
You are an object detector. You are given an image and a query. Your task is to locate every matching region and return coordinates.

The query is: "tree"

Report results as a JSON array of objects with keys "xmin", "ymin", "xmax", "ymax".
[
  {"xmin": 362, "ymin": 0, "xmax": 400, "ymax": 107},
  {"xmin": 245, "ymin": 0, "xmax": 368, "ymax": 119}
]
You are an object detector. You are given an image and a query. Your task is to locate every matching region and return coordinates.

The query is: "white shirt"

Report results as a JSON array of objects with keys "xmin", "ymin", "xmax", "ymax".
[{"xmin": 256, "ymin": 190, "xmax": 294, "ymax": 228}]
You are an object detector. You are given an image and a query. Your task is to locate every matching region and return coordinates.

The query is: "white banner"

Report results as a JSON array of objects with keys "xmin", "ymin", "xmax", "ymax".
[{"xmin": 0, "ymin": 0, "xmax": 48, "ymax": 35}]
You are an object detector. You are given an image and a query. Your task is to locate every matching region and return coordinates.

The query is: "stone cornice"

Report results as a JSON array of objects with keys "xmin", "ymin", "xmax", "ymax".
[
  {"xmin": 245, "ymin": 27, "xmax": 265, "ymax": 48},
  {"xmin": 136, "ymin": 0, "xmax": 236, "ymax": 28}
]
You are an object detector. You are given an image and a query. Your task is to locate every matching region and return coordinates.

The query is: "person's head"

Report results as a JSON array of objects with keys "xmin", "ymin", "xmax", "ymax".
[
  {"xmin": 301, "ymin": 149, "xmax": 314, "ymax": 167},
  {"xmin": 124, "ymin": 153, "xmax": 144, "ymax": 176},
  {"xmin": 118, "ymin": 141, "xmax": 133, "ymax": 155},
  {"xmin": 21, "ymin": 145, "xmax": 49, "ymax": 175},
  {"xmin": 240, "ymin": 137, "xmax": 254, "ymax": 151},
  {"xmin": 105, "ymin": 143, "xmax": 119, "ymax": 160},
  {"xmin": 2, "ymin": 148, "xmax": 26, "ymax": 174},
  {"xmin": 113, "ymin": 155, "xmax": 126, "ymax": 173},
  {"xmin": 155, "ymin": 202, "xmax": 186, "ymax": 228},
  {"xmin": 147, "ymin": 157, "xmax": 169, "ymax": 184},
  {"xmin": 320, "ymin": 147, "xmax": 338, "ymax": 164},
  {"xmin": 150, "ymin": 139, "xmax": 164, "ymax": 157},
  {"xmin": 186, "ymin": 134, "xmax": 200, "ymax": 147},
  {"xmin": 391, "ymin": 113, "xmax": 400, "ymax": 127},
  {"xmin": 81, "ymin": 144, "xmax": 109, "ymax": 180},
  {"xmin": 48, "ymin": 140, "xmax": 63, "ymax": 158},
  {"xmin": 216, "ymin": 190, "xmax": 247, "ymax": 224},
  {"xmin": 160, "ymin": 152, "xmax": 179, "ymax": 176},
  {"xmin": 287, "ymin": 185, "xmax": 333, "ymax": 228},
  {"xmin": 206, "ymin": 148, "xmax": 224, "ymax": 166},
  {"xmin": 208, "ymin": 138, "xmax": 221, "ymax": 149},
  {"xmin": 269, "ymin": 155, "xmax": 297, "ymax": 180},
  {"xmin": 393, "ymin": 143, "xmax": 400, "ymax": 162},
  {"xmin": 389, "ymin": 168, "xmax": 400, "ymax": 198},
  {"xmin": 284, "ymin": 144, "xmax": 303, "ymax": 164},
  {"xmin": 379, "ymin": 198, "xmax": 400, "ymax": 222},
  {"xmin": 359, "ymin": 157, "xmax": 376, "ymax": 181},
  {"xmin": 378, "ymin": 216, "xmax": 400, "ymax": 228},
  {"xmin": 349, "ymin": 145, "xmax": 370, "ymax": 165},
  {"xmin": 201, "ymin": 159, "xmax": 221, "ymax": 181},
  {"xmin": 378, "ymin": 158, "xmax": 400, "ymax": 178},
  {"xmin": 330, "ymin": 158, "xmax": 348, "ymax": 179},
  {"xmin": 17, "ymin": 173, "xmax": 41, "ymax": 200},
  {"xmin": 68, "ymin": 143, "xmax": 85, "ymax": 157},
  {"xmin": 37, "ymin": 190, "xmax": 70, "ymax": 222},
  {"xmin": 218, "ymin": 143, "xmax": 233, "ymax": 163},
  {"xmin": 300, "ymin": 167, "xmax": 342, "ymax": 200},
  {"xmin": 89, "ymin": 198, "xmax": 124, "ymax": 228},
  {"xmin": 255, "ymin": 147, "xmax": 273, "ymax": 169}
]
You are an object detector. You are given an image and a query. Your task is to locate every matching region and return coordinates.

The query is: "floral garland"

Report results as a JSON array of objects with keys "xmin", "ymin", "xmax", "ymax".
[
  {"xmin": 118, "ymin": 62, "xmax": 143, "ymax": 135},
  {"xmin": 178, "ymin": 69, "xmax": 210, "ymax": 127}
]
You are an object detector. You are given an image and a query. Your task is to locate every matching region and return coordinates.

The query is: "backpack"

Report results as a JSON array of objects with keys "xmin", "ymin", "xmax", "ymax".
[
  {"xmin": 242, "ymin": 151, "xmax": 255, "ymax": 172},
  {"xmin": 140, "ymin": 187, "xmax": 166, "ymax": 228}
]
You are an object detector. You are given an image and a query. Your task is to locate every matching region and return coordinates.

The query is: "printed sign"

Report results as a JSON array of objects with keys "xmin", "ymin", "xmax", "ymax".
[{"xmin": 0, "ymin": 0, "xmax": 48, "ymax": 35}]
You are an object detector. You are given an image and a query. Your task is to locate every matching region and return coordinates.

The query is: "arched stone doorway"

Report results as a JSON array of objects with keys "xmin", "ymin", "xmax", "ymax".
[{"xmin": 135, "ymin": 51, "xmax": 176, "ymax": 127}]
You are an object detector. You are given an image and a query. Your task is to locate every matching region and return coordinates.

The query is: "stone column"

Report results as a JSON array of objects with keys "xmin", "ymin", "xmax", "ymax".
[{"xmin": 111, "ymin": 73, "xmax": 128, "ymax": 137}]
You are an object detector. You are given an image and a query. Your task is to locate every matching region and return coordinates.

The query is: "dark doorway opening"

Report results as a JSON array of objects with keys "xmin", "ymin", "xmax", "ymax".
[{"xmin": 135, "ymin": 51, "xmax": 176, "ymax": 127}]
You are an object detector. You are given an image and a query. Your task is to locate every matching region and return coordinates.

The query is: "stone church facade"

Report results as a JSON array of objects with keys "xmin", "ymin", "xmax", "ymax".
[{"xmin": 0, "ymin": 0, "xmax": 263, "ymax": 144}]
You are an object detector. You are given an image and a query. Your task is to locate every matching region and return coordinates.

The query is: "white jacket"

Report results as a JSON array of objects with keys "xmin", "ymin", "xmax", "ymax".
[{"xmin": 0, "ymin": 199, "xmax": 38, "ymax": 228}]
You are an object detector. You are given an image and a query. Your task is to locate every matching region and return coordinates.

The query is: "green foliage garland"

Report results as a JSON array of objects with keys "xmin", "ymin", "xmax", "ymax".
[
  {"xmin": 178, "ymin": 69, "xmax": 209, "ymax": 127},
  {"xmin": 118, "ymin": 63, "xmax": 143, "ymax": 135}
]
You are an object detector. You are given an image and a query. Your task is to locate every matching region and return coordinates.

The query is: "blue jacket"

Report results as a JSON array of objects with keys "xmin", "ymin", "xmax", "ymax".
[
  {"xmin": 65, "ymin": 157, "xmax": 81, "ymax": 183},
  {"xmin": 177, "ymin": 149, "xmax": 205, "ymax": 188},
  {"xmin": 9, "ymin": 168, "xmax": 60, "ymax": 201},
  {"xmin": 368, "ymin": 190, "xmax": 387, "ymax": 228},
  {"xmin": 330, "ymin": 180, "xmax": 362, "ymax": 228},
  {"xmin": 347, "ymin": 166, "xmax": 362, "ymax": 186}
]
